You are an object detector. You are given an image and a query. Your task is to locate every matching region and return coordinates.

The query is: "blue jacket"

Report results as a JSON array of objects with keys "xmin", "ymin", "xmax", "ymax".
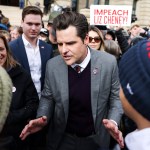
[{"xmin": 9, "ymin": 36, "xmax": 53, "ymax": 90}]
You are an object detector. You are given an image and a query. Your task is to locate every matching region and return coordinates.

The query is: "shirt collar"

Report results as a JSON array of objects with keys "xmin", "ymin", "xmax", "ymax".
[
  {"xmin": 71, "ymin": 47, "xmax": 91, "ymax": 69},
  {"xmin": 22, "ymin": 34, "xmax": 39, "ymax": 47}
]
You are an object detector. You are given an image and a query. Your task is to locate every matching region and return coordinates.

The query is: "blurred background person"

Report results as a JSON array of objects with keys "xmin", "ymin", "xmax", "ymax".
[
  {"xmin": 128, "ymin": 24, "xmax": 140, "ymax": 44},
  {"xmin": 46, "ymin": 20, "xmax": 53, "ymax": 33},
  {"xmin": 104, "ymin": 30, "xmax": 116, "ymax": 41},
  {"xmin": 48, "ymin": 27, "xmax": 59, "ymax": 56},
  {"xmin": 129, "ymin": 36, "xmax": 145, "ymax": 47},
  {"xmin": 115, "ymin": 27, "xmax": 130, "ymax": 55},
  {"xmin": 39, "ymin": 28, "xmax": 49, "ymax": 42},
  {"xmin": 0, "ymin": 10, "xmax": 5, "ymax": 23},
  {"xmin": 0, "ymin": 17, "xmax": 10, "ymax": 31},
  {"xmin": 0, "ymin": 30, "xmax": 11, "ymax": 42},
  {"xmin": 10, "ymin": 26, "xmax": 23, "ymax": 41},
  {"xmin": 104, "ymin": 40, "xmax": 122, "ymax": 62}
]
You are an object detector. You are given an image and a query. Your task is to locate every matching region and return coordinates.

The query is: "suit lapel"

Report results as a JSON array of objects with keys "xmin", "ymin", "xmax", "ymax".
[
  {"xmin": 39, "ymin": 41, "xmax": 45, "ymax": 72},
  {"xmin": 55, "ymin": 59, "xmax": 69, "ymax": 122},
  {"xmin": 91, "ymin": 50, "xmax": 101, "ymax": 126},
  {"xmin": 18, "ymin": 37, "xmax": 30, "ymax": 73},
  {"xmin": 54, "ymin": 49, "xmax": 102, "ymax": 124}
]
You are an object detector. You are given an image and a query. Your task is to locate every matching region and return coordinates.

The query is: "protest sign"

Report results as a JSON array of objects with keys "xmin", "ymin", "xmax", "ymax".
[{"xmin": 90, "ymin": 5, "xmax": 132, "ymax": 26}]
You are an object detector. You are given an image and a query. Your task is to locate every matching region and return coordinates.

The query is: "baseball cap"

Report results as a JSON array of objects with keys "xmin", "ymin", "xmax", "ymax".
[{"xmin": 40, "ymin": 28, "xmax": 49, "ymax": 37}]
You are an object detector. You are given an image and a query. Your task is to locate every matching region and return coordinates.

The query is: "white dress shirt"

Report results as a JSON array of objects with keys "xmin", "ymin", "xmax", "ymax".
[{"xmin": 22, "ymin": 34, "xmax": 41, "ymax": 97}]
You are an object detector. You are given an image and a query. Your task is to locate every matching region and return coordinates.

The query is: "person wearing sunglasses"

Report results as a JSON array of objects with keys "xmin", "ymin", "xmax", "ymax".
[{"xmin": 88, "ymin": 25, "xmax": 105, "ymax": 51}]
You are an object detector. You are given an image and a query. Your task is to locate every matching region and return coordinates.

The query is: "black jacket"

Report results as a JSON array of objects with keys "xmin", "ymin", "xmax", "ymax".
[
  {"xmin": 115, "ymin": 29, "xmax": 130, "ymax": 54},
  {"xmin": 0, "ymin": 65, "xmax": 39, "ymax": 149}
]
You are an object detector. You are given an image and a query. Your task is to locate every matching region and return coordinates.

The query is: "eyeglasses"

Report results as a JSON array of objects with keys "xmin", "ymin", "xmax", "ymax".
[{"xmin": 89, "ymin": 36, "xmax": 101, "ymax": 43}]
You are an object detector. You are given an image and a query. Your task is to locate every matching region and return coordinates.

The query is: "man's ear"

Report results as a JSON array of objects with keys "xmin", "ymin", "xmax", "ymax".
[{"xmin": 84, "ymin": 34, "xmax": 89, "ymax": 45}]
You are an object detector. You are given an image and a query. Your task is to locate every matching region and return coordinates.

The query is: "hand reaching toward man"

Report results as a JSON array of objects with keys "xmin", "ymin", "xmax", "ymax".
[
  {"xmin": 20, "ymin": 116, "xmax": 47, "ymax": 140},
  {"xmin": 103, "ymin": 119, "xmax": 124, "ymax": 148}
]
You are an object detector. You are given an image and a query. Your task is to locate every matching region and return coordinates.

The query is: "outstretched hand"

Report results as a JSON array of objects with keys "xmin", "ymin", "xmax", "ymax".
[
  {"xmin": 20, "ymin": 116, "xmax": 47, "ymax": 140},
  {"xmin": 103, "ymin": 119, "xmax": 124, "ymax": 148}
]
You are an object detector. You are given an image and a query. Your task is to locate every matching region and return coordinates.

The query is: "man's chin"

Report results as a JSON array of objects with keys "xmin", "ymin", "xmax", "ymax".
[
  {"xmin": 30, "ymin": 35, "xmax": 38, "ymax": 38},
  {"xmin": 63, "ymin": 59, "xmax": 74, "ymax": 66}
]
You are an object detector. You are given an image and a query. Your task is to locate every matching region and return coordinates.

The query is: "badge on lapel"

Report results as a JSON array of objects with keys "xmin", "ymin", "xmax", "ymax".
[
  {"xmin": 93, "ymin": 68, "xmax": 98, "ymax": 75},
  {"xmin": 12, "ymin": 86, "xmax": 16, "ymax": 92}
]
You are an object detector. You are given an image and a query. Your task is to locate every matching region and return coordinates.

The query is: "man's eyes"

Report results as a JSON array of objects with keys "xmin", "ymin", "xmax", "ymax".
[
  {"xmin": 27, "ymin": 23, "xmax": 41, "ymax": 26},
  {"xmin": 58, "ymin": 42, "xmax": 76, "ymax": 46},
  {"xmin": 67, "ymin": 42, "xmax": 76, "ymax": 45},
  {"xmin": 58, "ymin": 43, "xmax": 63, "ymax": 46}
]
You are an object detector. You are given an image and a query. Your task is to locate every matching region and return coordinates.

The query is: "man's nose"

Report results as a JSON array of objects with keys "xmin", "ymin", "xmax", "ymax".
[
  {"xmin": 62, "ymin": 44, "xmax": 68, "ymax": 53},
  {"xmin": 31, "ymin": 25, "xmax": 36, "ymax": 30}
]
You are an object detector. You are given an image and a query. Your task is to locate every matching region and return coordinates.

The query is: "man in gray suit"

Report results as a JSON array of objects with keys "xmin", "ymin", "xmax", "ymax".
[{"xmin": 20, "ymin": 12, "xmax": 124, "ymax": 150}]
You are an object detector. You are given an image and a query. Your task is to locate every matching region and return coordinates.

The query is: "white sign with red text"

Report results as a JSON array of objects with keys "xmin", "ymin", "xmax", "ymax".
[{"xmin": 90, "ymin": 5, "xmax": 132, "ymax": 26}]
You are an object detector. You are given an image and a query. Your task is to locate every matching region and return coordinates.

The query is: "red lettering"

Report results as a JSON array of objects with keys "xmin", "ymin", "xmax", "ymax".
[
  {"xmin": 119, "ymin": 16, "xmax": 122, "ymax": 24},
  {"xmin": 112, "ymin": 10, "xmax": 117, "ymax": 15},
  {"xmin": 104, "ymin": 16, "xmax": 107, "ymax": 24},
  {"xmin": 114, "ymin": 16, "xmax": 118, "ymax": 24},
  {"xmin": 123, "ymin": 10, "xmax": 128, "ymax": 15},
  {"xmin": 107, "ymin": 16, "xmax": 112, "ymax": 24},
  {"xmin": 104, "ymin": 9, "xmax": 108, "ymax": 15},
  {"xmin": 94, "ymin": 9, "xmax": 103, "ymax": 15},
  {"xmin": 94, "ymin": 16, "xmax": 102, "ymax": 24},
  {"xmin": 108, "ymin": 10, "xmax": 111, "ymax": 15},
  {"xmin": 123, "ymin": 17, "xmax": 128, "ymax": 24},
  {"xmin": 118, "ymin": 10, "xmax": 122, "ymax": 15}
]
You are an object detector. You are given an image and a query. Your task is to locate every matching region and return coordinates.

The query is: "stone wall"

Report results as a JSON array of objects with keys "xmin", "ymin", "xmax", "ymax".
[{"xmin": 136, "ymin": 0, "xmax": 150, "ymax": 26}]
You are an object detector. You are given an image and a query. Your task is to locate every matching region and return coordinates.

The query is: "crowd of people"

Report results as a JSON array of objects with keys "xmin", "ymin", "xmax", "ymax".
[{"xmin": 0, "ymin": 5, "xmax": 150, "ymax": 150}]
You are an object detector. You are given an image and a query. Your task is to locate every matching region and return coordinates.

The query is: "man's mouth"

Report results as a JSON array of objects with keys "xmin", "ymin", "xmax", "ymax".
[{"xmin": 63, "ymin": 55, "xmax": 72, "ymax": 60}]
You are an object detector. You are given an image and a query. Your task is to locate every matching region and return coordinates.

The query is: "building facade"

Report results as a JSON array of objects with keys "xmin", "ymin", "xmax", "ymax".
[{"xmin": 79, "ymin": 0, "xmax": 150, "ymax": 26}]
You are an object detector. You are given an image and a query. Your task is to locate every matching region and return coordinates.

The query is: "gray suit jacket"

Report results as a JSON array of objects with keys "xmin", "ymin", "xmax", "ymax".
[{"xmin": 37, "ymin": 48, "xmax": 123, "ymax": 150}]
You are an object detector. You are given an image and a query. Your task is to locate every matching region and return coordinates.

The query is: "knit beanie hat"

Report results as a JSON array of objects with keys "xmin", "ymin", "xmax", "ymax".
[{"xmin": 119, "ymin": 40, "xmax": 150, "ymax": 120}]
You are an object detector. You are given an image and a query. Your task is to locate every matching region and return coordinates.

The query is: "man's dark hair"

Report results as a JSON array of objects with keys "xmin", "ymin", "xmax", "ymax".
[
  {"xmin": 53, "ymin": 11, "xmax": 88, "ymax": 41},
  {"xmin": 22, "ymin": 6, "xmax": 43, "ymax": 21}
]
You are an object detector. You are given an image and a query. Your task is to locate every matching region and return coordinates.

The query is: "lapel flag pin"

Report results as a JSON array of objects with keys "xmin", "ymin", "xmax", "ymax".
[{"xmin": 93, "ymin": 68, "xmax": 98, "ymax": 75}]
